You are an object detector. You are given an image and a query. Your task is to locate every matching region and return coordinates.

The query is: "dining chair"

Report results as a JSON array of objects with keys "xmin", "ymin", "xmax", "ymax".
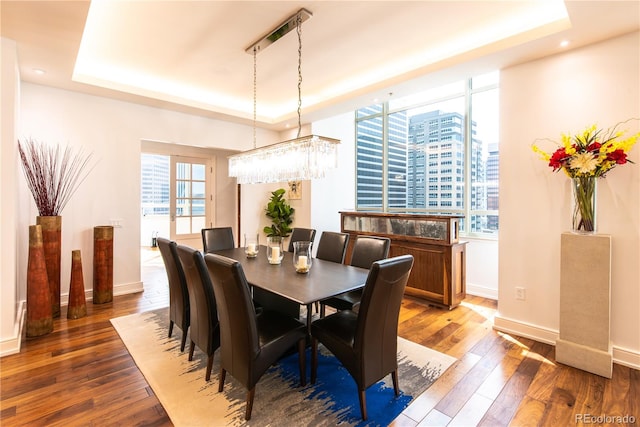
[
  {"xmin": 157, "ymin": 237, "xmax": 190, "ymax": 352},
  {"xmin": 320, "ymin": 235, "xmax": 391, "ymax": 317},
  {"xmin": 310, "ymin": 254, "xmax": 414, "ymax": 421},
  {"xmin": 176, "ymin": 244, "xmax": 220, "ymax": 381},
  {"xmin": 315, "ymin": 231, "xmax": 349, "ymax": 263},
  {"xmin": 287, "ymin": 227, "xmax": 316, "ymax": 252},
  {"xmin": 201, "ymin": 227, "xmax": 235, "ymax": 253},
  {"xmin": 204, "ymin": 253, "xmax": 307, "ymax": 421}
]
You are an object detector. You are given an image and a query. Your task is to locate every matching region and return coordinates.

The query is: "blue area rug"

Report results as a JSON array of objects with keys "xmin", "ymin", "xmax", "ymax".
[{"xmin": 111, "ymin": 308, "xmax": 456, "ymax": 426}]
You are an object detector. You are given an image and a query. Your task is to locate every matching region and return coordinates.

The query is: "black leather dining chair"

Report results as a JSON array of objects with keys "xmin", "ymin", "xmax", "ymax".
[
  {"xmin": 320, "ymin": 235, "xmax": 391, "ymax": 317},
  {"xmin": 157, "ymin": 237, "xmax": 190, "ymax": 352},
  {"xmin": 312, "ymin": 231, "xmax": 350, "ymax": 313},
  {"xmin": 201, "ymin": 227, "xmax": 235, "ymax": 253},
  {"xmin": 315, "ymin": 231, "xmax": 349, "ymax": 264},
  {"xmin": 204, "ymin": 253, "xmax": 307, "ymax": 421},
  {"xmin": 176, "ymin": 244, "xmax": 220, "ymax": 382},
  {"xmin": 287, "ymin": 227, "xmax": 316, "ymax": 252},
  {"xmin": 310, "ymin": 254, "xmax": 414, "ymax": 421}
]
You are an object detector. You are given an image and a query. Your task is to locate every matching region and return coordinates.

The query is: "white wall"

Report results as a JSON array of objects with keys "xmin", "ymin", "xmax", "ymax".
[
  {"xmin": 0, "ymin": 38, "xmax": 21, "ymax": 355},
  {"xmin": 311, "ymin": 113, "xmax": 357, "ymax": 237},
  {"xmin": 496, "ymin": 32, "xmax": 640, "ymax": 367},
  {"xmin": 1, "ymin": 80, "xmax": 280, "ymax": 354}
]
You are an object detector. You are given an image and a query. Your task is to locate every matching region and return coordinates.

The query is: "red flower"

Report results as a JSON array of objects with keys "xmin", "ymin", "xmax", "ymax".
[
  {"xmin": 587, "ymin": 142, "xmax": 601, "ymax": 152},
  {"xmin": 549, "ymin": 148, "xmax": 567, "ymax": 171},
  {"xmin": 607, "ymin": 149, "xmax": 628, "ymax": 164}
]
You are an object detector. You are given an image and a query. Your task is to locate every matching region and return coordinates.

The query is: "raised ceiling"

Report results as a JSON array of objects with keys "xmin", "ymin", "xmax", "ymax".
[{"xmin": 2, "ymin": 1, "xmax": 639, "ymax": 130}]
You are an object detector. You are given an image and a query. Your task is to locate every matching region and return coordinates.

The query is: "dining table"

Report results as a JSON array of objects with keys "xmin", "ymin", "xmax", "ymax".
[{"xmin": 212, "ymin": 245, "xmax": 369, "ymax": 330}]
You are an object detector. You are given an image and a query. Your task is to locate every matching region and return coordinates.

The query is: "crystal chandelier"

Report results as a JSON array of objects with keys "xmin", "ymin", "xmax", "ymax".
[{"xmin": 228, "ymin": 8, "xmax": 340, "ymax": 185}]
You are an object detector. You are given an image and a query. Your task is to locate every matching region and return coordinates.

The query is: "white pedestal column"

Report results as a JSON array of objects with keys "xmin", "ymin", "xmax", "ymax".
[{"xmin": 556, "ymin": 232, "xmax": 612, "ymax": 378}]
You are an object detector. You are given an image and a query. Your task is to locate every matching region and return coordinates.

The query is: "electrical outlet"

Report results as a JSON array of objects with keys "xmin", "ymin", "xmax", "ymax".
[{"xmin": 515, "ymin": 287, "xmax": 526, "ymax": 300}]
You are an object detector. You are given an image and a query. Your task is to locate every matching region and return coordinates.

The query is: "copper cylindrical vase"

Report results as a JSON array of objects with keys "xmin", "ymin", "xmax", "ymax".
[
  {"xmin": 93, "ymin": 226, "xmax": 114, "ymax": 304},
  {"xmin": 67, "ymin": 250, "xmax": 87, "ymax": 319},
  {"xmin": 36, "ymin": 215, "xmax": 62, "ymax": 317},
  {"xmin": 27, "ymin": 225, "xmax": 53, "ymax": 337}
]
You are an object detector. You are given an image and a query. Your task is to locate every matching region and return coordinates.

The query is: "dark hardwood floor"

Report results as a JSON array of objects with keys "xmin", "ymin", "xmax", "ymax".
[{"xmin": 1, "ymin": 248, "xmax": 637, "ymax": 426}]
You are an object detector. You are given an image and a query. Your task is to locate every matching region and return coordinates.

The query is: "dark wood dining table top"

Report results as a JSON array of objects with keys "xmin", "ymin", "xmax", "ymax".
[{"xmin": 212, "ymin": 246, "xmax": 369, "ymax": 306}]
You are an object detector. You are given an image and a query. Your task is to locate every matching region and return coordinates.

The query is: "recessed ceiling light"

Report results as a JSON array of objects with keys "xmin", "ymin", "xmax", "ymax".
[
  {"xmin": 560, "ymin": 40, "xmax": 570, "ymax": 48},
  {"xmin": 32, "ymin": 68, "xmax": 46, "ymax": 75}
]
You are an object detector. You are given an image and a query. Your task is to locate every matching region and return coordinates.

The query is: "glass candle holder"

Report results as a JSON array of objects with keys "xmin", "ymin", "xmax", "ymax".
[
  {"xmin": 244, "ymin": 233, "xmax": 259, "ymax": 258},
  {"xmin": 293, "ymin": 241, "xmax": 312, "ymax": 273},
  {"xmin": 267, "ymin": 236, "xmax": 284, "ymax": 265}
]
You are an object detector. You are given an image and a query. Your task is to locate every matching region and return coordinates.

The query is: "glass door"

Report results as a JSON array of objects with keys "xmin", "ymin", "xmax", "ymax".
[{"xmin": 170, "ymin": 157, "xmax": 211, "ymax": 246}]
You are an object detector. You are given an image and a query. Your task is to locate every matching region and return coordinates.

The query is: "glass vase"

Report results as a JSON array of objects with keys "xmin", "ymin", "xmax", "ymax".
[
  {"xmin": 571, "ymin": 176, "xmax": 597, "ymax": 234},
  {"xmin": 267, "ymin": 236, "xmax": 284, "ymax": 265},
  {"xmin": 244, "ymin": 233, "xmax": 259, "ymax": 258},
  {"xmin": 293, "ymin": 241, "xmax": 312, "ymax": 273}
]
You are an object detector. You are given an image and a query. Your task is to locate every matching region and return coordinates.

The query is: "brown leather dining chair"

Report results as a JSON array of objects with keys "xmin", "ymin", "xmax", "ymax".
[
  {"xmin": 176, "ymin": 244, "xmax": 220, "ymax": 382},
  {"xmin": 201, "ymin": 227, "xmax": 235, "ymax": 253},
  {"xmin": 315, "ymin": 231, "xmax": 349, "ymax": 263},
  {"xmin": 157, "ymin": 237, "xmax": 190, "ymax": 352},
  {"xmin": 287, "ymin": 227, "xmax": 316, "ymax": 252},
  {"xmin": 320, "ymin": 235, "xmax": 391, "ymax": 317},
  {"xmin": 204, "ymin": 253, "xmax": 307, "ymax": 421},
  {"xmin": 310, "ymin": 254, "xmax": 414, "ymax": 421}
]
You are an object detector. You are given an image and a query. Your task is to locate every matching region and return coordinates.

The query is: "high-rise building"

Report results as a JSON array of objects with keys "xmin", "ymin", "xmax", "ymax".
[
  {"xmin": 486, "ymin": 143, "xmax": 499, "ymax": 230},
  {"xmin": 355, "ymin": 106, "xmax": 408, "ymax": 208},
  {"xmin": 141, "ymin": 154, "xmax": 170, "ymax": 215}
]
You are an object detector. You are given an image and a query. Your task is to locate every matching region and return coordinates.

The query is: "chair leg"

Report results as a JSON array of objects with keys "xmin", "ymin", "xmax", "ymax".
[
  {"xmin": 245, "ymin": 387, "xmax": 255, "ymax": 420},
  {"xmin": 188, "ymin": 341, "xmax": 195, "ymax": 361},
  {"xmin": 391, "ymin": 369, "xmax": 400, "ymax": 396},
  {"xmin": 358, "ymin": 388, "xmax": 368, "ymax": 421},
  {"xmin": 205, "ymin": 354, "xmax": 214, "ymax": 381},
  {"xmin": 168, "ymin": 320, "xmax": 174, "ymax": 338},
  {"xmin": 180, "ymin": 330, "xmax": 188, "ymax": 352},
  {"xmin": 298, "ymin": 338, "xmax": 306, "ymax": 386},
  {"xmin": 310, "ymin": 337, "xmax": 318, "ymax": 384},
  {"xmin": 218, "ymin": 368, "xmax": 226, "ymax": 392},
  {"xmin": 320, "ymin": 303, "xmax": 326, "ymax": 318}
]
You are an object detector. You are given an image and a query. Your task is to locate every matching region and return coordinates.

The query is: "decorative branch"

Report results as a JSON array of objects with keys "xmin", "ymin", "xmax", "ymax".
[{"xmin": 18, "ymin": 138, "xmax": 95, "ymax": 216}]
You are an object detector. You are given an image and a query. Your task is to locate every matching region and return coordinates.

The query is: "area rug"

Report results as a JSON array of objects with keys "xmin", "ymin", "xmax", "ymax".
[{"xmin": 111, "ymin": 308, "xmax": 456, "ymax": 426}]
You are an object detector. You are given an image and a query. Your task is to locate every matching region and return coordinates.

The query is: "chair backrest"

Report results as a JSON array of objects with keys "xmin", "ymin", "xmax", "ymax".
[
  {"xmin": 157, "ymin": 237, "xmax": 189, "ymax": 326},
  {"xmin": 176, "ymin": 244, "xmax": 219, "ymax": 354},
  {"xmin": 350, "ymin": 235, "xmax": 391, "ymax": 269},
  {"xmin": 354, "ymin": 255, "xmax": 414, "ymax": 383},
  {"xmin": 201, "ymin": 227, "xmax": 235, "ymax": 253},
  {"xmin": 204, "ymin": 253, "xmax": 259, "ymax": 385},
  {"xmin": 288, "ymin": 227, "xmax": 317, "ymax": 252},
  {"xmin": 315, "ymin": 231, "xmax": 349, "ymax": 264}
]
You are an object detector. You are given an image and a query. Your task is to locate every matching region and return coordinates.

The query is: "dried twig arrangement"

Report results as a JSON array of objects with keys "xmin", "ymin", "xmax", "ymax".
[{"xmin": 18, "ymin": 138, "xmax": 94, "ymax": 216}]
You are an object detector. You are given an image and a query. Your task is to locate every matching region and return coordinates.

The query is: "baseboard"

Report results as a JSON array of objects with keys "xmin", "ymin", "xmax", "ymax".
[
  {"xmin": 0, "ymin": 282, "xmax": 143, "ymax": 357},
  {"xmin": 0, "ymin": 301, "xmax": 26, "ymax": 357},
  {"xmin": 493, "ymin": 314, "xmax": 640, "ymax": 370},
  {"xmin": 466, "ymin": 282, "xmax": 498, "ymax": 300}
]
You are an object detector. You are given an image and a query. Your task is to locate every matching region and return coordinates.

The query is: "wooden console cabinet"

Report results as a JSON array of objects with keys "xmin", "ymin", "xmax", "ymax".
[{"xmin": 340, "ymin": 211, "xmax": 466, "ymax": 309}]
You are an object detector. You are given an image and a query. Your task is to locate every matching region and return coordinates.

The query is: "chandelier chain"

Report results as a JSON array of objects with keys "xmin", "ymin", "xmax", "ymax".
[
  {"xmin": 253, "ymin": 46, "xmax": 257, "ymax": 149},
  {"xmin": 296, "ymin": 13, "xmax": 302, "ymax": 138}
]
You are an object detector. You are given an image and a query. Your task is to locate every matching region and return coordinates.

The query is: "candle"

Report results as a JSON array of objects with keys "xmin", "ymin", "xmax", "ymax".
[
  {"xmin": 298, "ymin": 255, "xmax": 308, "ymax": 268},
  {"xmin": 271, "ymin": 246, "xmax": 280, "ymax": 259},
  {"xmin": 248, "ymin": 243, "xmax": 256, "ymax": 254}
]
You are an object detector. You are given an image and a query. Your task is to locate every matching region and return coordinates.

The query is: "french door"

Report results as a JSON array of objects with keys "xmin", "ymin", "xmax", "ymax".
[{"xmin": 170, "ymin": 156, "xmax": 212, "ymax": 247}]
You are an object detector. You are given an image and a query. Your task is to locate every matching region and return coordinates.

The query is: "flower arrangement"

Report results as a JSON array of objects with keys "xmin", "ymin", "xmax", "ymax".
[
  {"xmin": 18, "ymin": 138, "xmax": 94, "ymax": 216},
  {"xmin": 532, "ymin": 120, "xmax": 639, "ymax": 232}
]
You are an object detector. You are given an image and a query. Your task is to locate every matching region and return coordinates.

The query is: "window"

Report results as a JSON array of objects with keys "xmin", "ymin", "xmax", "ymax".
[{"xmin": 355, "ymin": 72, "xmax": 499, "ymax": 236}]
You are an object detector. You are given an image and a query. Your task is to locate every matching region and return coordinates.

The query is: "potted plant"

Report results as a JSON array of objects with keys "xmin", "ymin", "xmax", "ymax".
[{"xmin": 263, "ymin": 188, "xmax": 294, "ymax": 238}]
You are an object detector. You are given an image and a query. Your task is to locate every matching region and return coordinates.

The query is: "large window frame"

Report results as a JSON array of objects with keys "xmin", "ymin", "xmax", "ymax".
[{"xmin": 354, "ymin": 73, "xmax": 499, "ymax": 238}]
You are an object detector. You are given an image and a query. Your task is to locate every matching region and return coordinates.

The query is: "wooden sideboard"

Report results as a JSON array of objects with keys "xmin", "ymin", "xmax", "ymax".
[{"xmin": 340, "ymin": 211, "xmax": 466, "ymax": 309}]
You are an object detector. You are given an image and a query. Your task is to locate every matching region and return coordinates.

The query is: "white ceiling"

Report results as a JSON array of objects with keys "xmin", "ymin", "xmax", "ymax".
[{"xmin": 2, "ymin": 1, "xmax": 639, "ymax": 131}]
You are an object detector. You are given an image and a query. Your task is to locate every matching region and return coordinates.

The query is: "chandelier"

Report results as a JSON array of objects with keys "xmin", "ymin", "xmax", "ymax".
[{"xmin": 228, "ymin": 8, "xmax": 340, "ymax": 185}]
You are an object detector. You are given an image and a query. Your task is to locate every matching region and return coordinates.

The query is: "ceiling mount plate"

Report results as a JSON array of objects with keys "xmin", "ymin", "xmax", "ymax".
[{"xmin": 245, "ymin": 8, "xmax": 312, "ymax": 54}]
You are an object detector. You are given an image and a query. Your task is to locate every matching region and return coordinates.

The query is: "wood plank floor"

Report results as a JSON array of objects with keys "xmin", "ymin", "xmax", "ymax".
[{"xmin": 1, "ymin": 249, "xmax": 638, "ymax": 426}]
